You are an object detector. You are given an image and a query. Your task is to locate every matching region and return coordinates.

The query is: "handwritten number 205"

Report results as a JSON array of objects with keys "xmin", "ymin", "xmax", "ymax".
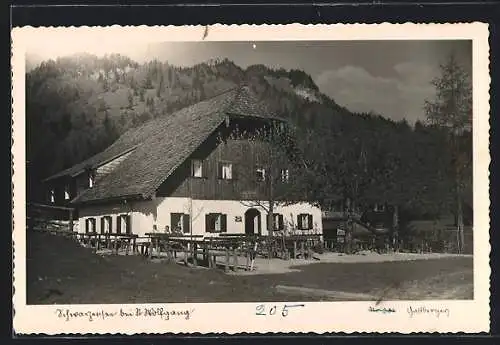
[{"xmin": 256, "ymin": 304, "xmax": 302, "ymax": 317}]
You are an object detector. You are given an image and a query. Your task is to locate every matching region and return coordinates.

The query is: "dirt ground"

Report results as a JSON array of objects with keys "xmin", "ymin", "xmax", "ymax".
[{"xmin": 26, "ymin": 232, "xmax": 474, "ymax": 304}]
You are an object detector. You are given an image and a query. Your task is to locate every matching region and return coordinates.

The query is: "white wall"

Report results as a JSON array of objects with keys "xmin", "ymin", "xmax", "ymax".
[
  {"xmin": 78, "ymin": 202, "xmax": 133, "ymax": 234},
  {"xmin": 77, "ymin": 198, "xmax": 323, "ymax": 238}
]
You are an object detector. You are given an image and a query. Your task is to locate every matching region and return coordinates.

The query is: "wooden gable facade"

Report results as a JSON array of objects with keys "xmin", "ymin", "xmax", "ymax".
[{"xmin": 156, "ymin": 116, "xmax": 293, "ymax": 202}]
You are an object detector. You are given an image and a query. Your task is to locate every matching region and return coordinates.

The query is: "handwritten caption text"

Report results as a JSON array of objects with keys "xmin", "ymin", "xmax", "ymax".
[{"xmin": 55, "ymin": 307, "xmax": 195, "ymax": 322}]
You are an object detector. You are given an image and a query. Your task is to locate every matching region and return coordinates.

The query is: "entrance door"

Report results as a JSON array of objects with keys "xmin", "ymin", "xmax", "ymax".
[{"xmin": 245, "ymin": 208, "xmax": 261, "ymax": 235}]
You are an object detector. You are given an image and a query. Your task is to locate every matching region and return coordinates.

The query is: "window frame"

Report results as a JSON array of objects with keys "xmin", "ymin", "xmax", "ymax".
[
  {"xmin": 85, "ymin": 217, "xmax": 97, "ymax": 233},
  {"xmin": 171, "ymin": 213, "xmax": 191, "ymax": 234},
  {"xmin": 64, "ymin": 185, "xmax": 70, "ymax": 200},
  {"xmin": 255, "ymin": 167, "xmax": 266, "ymax": 182},
  {"xmin": 218, "ymin": 161, "xmax": 234, "ymax": 180},
  {"xmin": 88, "ymin": 172, "xmax": 95, "ymax": 188},
  {"xmin": 100, "ymin": 215, "xmax": 112, "ymax": 234},
  {"xmin": 191, "ymin": 159, "xmax": 204, "ymax": 178},
  {"xmin": 297, "ymin": 213, "xmax": 314, "ymax": 230},
  {"xmin": 116, "ymin": 214, "xmax": 131, "ymax": 235},
  {"xmin": 270, "ymin": 213, "xmax": 285, "ymax": 231},
  {"xmin": 280, "ymin": 168, "xmax": 290, "ymax": 183},
  {"xmin": 205, "ymin": 213, "xmax": 227, "ymax": 233},
  {"xmin": 49, "ymin": 189, "xmax": 55, "ymax": 203}
]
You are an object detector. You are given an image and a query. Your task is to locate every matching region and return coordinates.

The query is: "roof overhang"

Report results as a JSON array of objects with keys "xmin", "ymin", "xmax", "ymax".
[
  {"xmin": 70, "ymin": 193, "xmax": 144, "ymax": 206},
  {"xmin": 226, "ymin": 112, "xmax": 287, "ymax": 123}
]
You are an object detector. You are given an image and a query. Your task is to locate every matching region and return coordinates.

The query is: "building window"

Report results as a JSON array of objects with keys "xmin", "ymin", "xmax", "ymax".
[
  {"xmin": 256, "ymin": 167, "xmax": 266, "ymax": 182},
  {"xmin": 270, "ymin": 213, "xmax": 284, "ymax": 231},
  {"xmin": 89, "ymin": 173, "xmax": 95, "ymax": 188},
  {"xmin": 171, "ymin": 213, "xmax": 190, "ymax": 234},
  {"xmin": 49, "ymin": 189, "xmax": 55, "ymax": 203},
  {"xmin": 100, "ymin": 216, "xmax": 112, "ymax": 234},
  {"xmin": 85, "ymin": 218, "xmax": 96, "ymax": 233},
  {"xmin": 297, "ymin": 213, "xmax": 313, "ymax": 230},
  {"xmin": 116, "ymin": 214, "xmax": 131, "ymax": 234},
  {"xmin": 191, "ymin": 159, "xmax": 203, "ymax": 178},
  {"xmin": 64, "ymin": 185, "xmax": 70, "ymax": 200},
  {"xmin": 219, "ymin": 162, "xmax": 233, "ymax": 180},
  {"xmin": 280, "ymin": 169, "xmax": 290, "ymax": 183},
  {"xmin": 206, "ymin": 213, "xmax": 227, "ymax": 233}
]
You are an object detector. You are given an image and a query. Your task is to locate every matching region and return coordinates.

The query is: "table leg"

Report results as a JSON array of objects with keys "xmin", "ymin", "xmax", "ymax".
[
  {"xmin": 232, "ymin": 249, "xmax": 238, "ymax": 271},
  {"xmin": 184, "ymin": 246, "xmax": 189, "ymax": 266},
  {"xmin": 192, "ymin": 243, "xmax": 198, "ymax": 266},
  {"xmin": 225, "ymin": 248, "xmax": 230, "ymax": 272}
]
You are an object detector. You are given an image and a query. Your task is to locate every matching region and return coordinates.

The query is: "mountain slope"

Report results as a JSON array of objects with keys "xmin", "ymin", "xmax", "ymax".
[{"xmin": 25, "ymin": 54, "xmax": 471, "ymax": 219}]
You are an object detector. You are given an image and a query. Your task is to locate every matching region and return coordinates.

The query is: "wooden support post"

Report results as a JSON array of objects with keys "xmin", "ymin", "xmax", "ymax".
[
  {"xmin": 225, "ymin": 248, "xmax": 230, "ymax": 272},
  {"xmin": 192, "ymin": 243, "xmax": 198, "ymax": 267},
  {"xmin": 232, "ymin": 248, "xmax": 238, "ymax": 271},
  {"xmin": 184, "ymin": 246, "xmax": 189, "ymax": 266},
  {"xmin": 293, "ymin": 241, "xmax": 297, "ymax": 259},
  {"xmin": 69, "ymin": 209, "xmax": 74, "ymax": 232},
  {"xmin": 203, "ymin": 244, "xmax": 208, "ymax": 262}
]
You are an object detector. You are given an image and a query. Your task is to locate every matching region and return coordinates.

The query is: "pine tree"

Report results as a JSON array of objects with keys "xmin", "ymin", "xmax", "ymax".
[
  {"xmin": 139, "ymin": 87, "xmax": 145, "ymax": 102},
  {"xmin": 127, "ymin": 92, "xmax": 134, "ymax": 109},
  {"xmin": 424, "ymin": 53, "xmax": 472, "ymax": 253}
]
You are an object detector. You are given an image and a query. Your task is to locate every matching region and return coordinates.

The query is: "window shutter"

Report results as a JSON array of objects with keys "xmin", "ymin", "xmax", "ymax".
[
  {"xmin": 297, "ymin": 214, "xmax": 302, "ymax": 230},
  {"xmin": 183, "ymin": 214, "xmax": 190, "ymax": 234},
  {"xmin": 308, "ymin": 214, "xmax": 313, "ymax": 230},
  {"xmin": 170, "ymin": 213, "xmax": 176, "ymax": 232},
  {"xmin": 232, "ymin": 164, "xmax": 238, "ymax": 180},
  {"xmin": 85, "ymin": 219, "xmax": 89, "ymax": 233},
  {"xmin": 100, "ymin": 217, "xmax": 105, "ymax": 234},
  {"xmin": 272, "ymin": 213, "xmax": 278, "ymax": 231},
  {"xmin": 221, "ymin": 214, "xmax": 227, "ymax": 233},
  {"xmin": 205, "ymin": 214, "xmax": 212, "ymax": 233},
  {"xmin": 108, "ymin": 217, "xmax": 113, "ymax": 234},
  {"xmin": 202, "ymin": 159, "xmax": 208, "ymax": 178},
  {"xmin": 116, "ymin": 216, "xmax": 121, "ymax": 234},
  {"xmin": 126, "ymin": 215, "xmax": 131, "ymax": 234},
  {"xmin": 279, "ymin": 214, "xmax": 284, "ymax": 230},
  {"xmin": 218, "ymin": 163, "xmax": 223, "ymax": 179}
]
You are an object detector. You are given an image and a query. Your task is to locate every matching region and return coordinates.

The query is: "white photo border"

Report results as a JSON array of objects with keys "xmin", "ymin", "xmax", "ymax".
[{"xmin": 12, "ymin": 23, "xmax": 491, "ymax": 334}]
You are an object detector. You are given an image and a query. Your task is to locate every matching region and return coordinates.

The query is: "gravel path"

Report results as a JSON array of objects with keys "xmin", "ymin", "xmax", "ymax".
[{"xmin": 229, "ymin": 252, "xmax": 473, "ymax": 275}]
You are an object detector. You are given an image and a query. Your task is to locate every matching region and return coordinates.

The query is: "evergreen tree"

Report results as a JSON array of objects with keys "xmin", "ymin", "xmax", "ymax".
[
  {"xmin": 424, "ymin": 53, "xmax": 472, "ymax": 253},
  {"xmin": 127, "ymin": 92, "xmax": 134, "ymax": 109}
]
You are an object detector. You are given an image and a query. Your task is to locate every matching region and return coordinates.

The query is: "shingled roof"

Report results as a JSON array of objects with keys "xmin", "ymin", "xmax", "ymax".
[{"xmin": 46, "ymin": 85, "xmax": 280, "ymax": 204}]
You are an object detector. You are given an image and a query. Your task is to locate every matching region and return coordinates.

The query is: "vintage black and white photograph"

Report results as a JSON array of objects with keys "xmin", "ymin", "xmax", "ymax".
[{"xmin": 12, "ymin": 24, "xmax": 490, "ymax": 334}]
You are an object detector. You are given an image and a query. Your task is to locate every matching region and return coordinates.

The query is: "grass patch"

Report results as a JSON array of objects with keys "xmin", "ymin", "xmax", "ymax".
[{"xmin": 26, "ymin": 232, "xmax": 473, "ymax": 304}]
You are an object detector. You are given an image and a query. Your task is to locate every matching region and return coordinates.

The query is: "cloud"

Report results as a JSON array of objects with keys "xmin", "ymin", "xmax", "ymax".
[{"xmin": 315, "ymin": 62, "xmax": 437, "ymax": 123}]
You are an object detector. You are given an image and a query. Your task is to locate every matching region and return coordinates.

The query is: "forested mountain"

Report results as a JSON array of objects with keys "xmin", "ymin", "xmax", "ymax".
[{"xmin": 25, "ymin": 53, "xmax": 472, "ymax": 221}]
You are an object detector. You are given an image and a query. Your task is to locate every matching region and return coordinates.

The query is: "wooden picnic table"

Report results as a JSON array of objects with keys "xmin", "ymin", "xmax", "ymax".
[
  {"xmin": 143, "ymin": 233, "xmax": 257, "ymax": 271},
  {"xmin": 77, "ymin": 232, "xmax": 138, "ymax": 254},
  {"xmin": 280, "ymin": 234, "xmax": 322, "ymax": 260},
  {"xmin": 145, "ymin": 233, "xmax": 204, "ymax": 263}
]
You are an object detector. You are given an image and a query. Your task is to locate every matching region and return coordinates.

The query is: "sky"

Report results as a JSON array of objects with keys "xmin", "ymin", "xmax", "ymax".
[{"xmin": 26, "ymin": 39, "xmax": 472, "ymax": 124}]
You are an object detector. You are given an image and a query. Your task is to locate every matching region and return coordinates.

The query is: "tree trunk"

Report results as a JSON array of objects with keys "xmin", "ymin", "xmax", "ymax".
[
  {"xmin": 346, "ymin": 198, "xmax": 355, "ymax": 255},
  {"xmin": 267, "ymin": 163, "xmax": 275, "ymax": 259},
  {"xmin": 392, "ymin": 205, "xmax": 399, "ymax": 252},
  {"xmin": 457, "ymin": 188, "xmax": 464, "ymax": 254}
]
